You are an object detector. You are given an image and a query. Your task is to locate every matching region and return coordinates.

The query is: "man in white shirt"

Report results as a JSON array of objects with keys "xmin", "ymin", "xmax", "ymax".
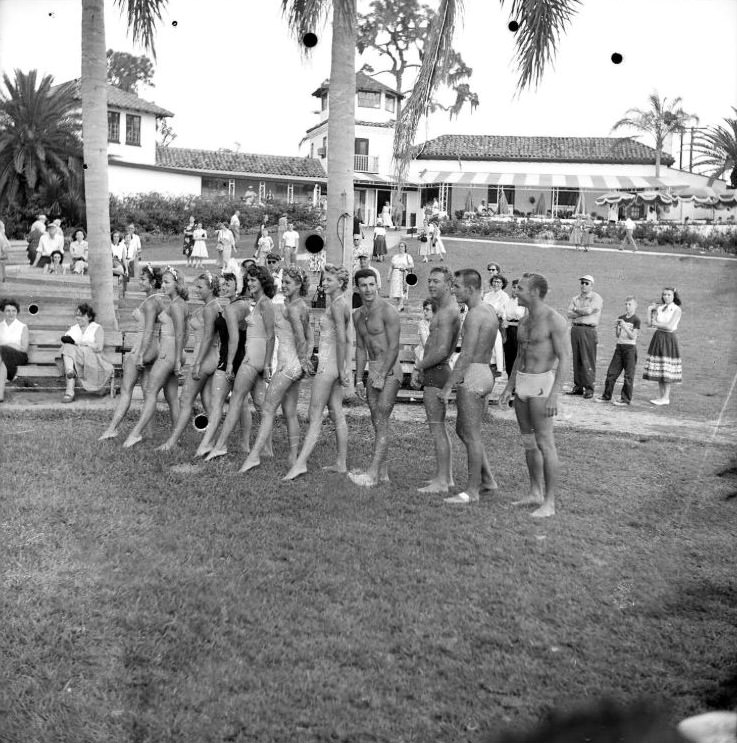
[
  {"xmin": 229, "ymin": 210, "xmax": 241, "ymax": 241},
  {"xmin": 33, "ymin": 224, "xmax": 61, "ymax": 269},
  {"xmin": 621, "ymin": 216, "xmax": 638, "ymax": 252},
  {"xmin": 125, "ymin": 223, "xmax": 142, "ymax": 277},
  {"xmin": 281, "ymin": 222, "xmax": 300, "ymax": 266}
]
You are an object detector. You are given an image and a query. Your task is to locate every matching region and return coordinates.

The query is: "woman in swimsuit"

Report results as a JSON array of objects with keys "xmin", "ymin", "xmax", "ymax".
[
  {"xmin": 157, "ymin": 272, "xmax": 223, "ymax": 451},
  {"xmin": 240, "ymin": 266, "xmax": 313, "ymax": 474},
  {"xmin": 205, "ymin": 266, "xmax": 276, "ymax": 461},
  {"xmin": 100, "ymin": 264, "xmax": 179, "ymax": 440},
  {"xmin": 194, "ymin": 271, "xmax": 245, "ymax": 457},
  {"xmin": 123, "ymin": 266, "xmax": 189, "ymax": 448},
  {"xmin": 284, "ymin": 264, "xmax": 351, "ymax": 480}
]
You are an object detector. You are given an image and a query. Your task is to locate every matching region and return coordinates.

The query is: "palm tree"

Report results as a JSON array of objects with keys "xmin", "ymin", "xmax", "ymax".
[
  {"xmin": 81, "ymin": 0, "xmax": 167, "ymax": 330},
  {"xmin": 611, "ymin": 93, "xmax": 699, "ymax": 178},
  {"xmin": 0, "ymin": 70, "xmax": 82, "ymax": 208},
  {"xmin": 283, "ymin": 0, "xmax": 356, "ymax": 268},
  {"xmin": 692, "ymin": 108, "xmax": 737, "ymax": 189}
]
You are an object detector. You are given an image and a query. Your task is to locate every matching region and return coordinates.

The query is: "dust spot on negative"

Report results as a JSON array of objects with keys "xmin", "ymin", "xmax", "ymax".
[
  {"xmin": 302, "ymin": 32, "xmax": 318, "ymax": 48},
  {"xmin": 171, "ymin": 20, "xmax": 178, "ymax": 27},
  {"xmin": 508, "ymin": 21, "xmax": 519, "ymax": 32},
  {"xmin": 611, "ymin": 52, "xmax": 623, "ymax": 64}
]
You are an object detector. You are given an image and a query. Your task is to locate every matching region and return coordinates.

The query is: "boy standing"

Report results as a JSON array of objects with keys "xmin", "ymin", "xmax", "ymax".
[{"xmin": 597, "ymin": 296, "xmax": 640, "ymax": 406}]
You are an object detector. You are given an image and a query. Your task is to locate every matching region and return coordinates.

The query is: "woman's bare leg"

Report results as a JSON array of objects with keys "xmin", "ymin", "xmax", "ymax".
[
  {"xmin": 281, "ymin": 381, "xmax": 302, "ymax": 467},
  {"xmin": 195, "ymin": 371, "xmax": 231, "ymax": 457},
  {"xmin": 100, "ymin": 356, "xmax": 140, "ymax": 439},
  {"xmin": 123, "ymin": 360, "xmax": 174, "ymax": 447},
  {"xmin": 0, "ymin": 362, "xmax": 7, "ymax": 401},
  {"xmin": 156, "ymin": 372, "xmax": 208, "ymax": 451}
]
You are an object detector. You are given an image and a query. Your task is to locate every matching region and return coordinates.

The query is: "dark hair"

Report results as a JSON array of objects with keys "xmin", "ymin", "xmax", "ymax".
[
  {"xmin": 77, "ymin": 302, "xmax": 95, "ymax": 321},
  {"xmin": 73, "ymin": 228, "xmax": 86, "ymax": 240},
  {"xmin": 283, "ymin": 266, "xmax": 309, "ymax": 297},
  {"xmin": 491, "ymin": 274, "xmax": 508, "ymax": 290},
  {"xmin": 487, "ymin": 262, "xmax": 501, "ymax": 272},
  {"xmin": 51, "ymin": 250, "xmax": 64, "ymax": 263},
  {"xmin": 454, "ymin": 268, "xmax": 482, "ymax": 291},
  {"xmin": 221, "ymin": 271, "xmax": 237, "ymax": 284},
  {"xmin": 522, "ymin": 272, "xmax": 549, "ymax": 299},
  {"xmin": 241, "ymin": 259, "xmax": 256, "ymax": 271},
  {"xmin": 511, "ymin": 278, "xmax": 520, "ymax": 287},
  {"xmin": 141, "ymin": 264, "xmax": 163, "ymax": 288},
  {"xmin": 662, "ymin": 287, "xmax": 682, "ymax": 307},
  {"xmin": 422, "ymin": 297, "xmax": 440, "ymax": 313},
  {"xmin": 246, "ymin": 266, "xmax": 276, "ymax": 299},
  {"xmin": 354, "ymin": 268, "xmax": 378, "ymax": 287},
  {"xmin": 1, "ymin": 297, "xmax": 20, "ymax": 312},
  {"xmin": 197, "ymin": 271, "xmax": 220, "ymax": 297}
]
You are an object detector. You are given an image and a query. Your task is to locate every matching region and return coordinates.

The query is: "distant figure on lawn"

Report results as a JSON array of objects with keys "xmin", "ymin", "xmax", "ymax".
[
  {"xmin": 621, "ymin": 216, "xmax": 638, "ymax": 252},
  {"xmin": 412, "ymin": 266, "xmax": 461, "ymax": 495},
  {"xmin": 596, "ymin": 296, "xmax": 640, "ymax": 406},
  {"xmin": 230, "ymin": 210, "xmax": 241, "ymax": 241},
  {"xmin": 500, "ymin": 272, "xmax": 569, "ymax": 518},
  {"xmin": 349, "ymin": 268, "xmax": 401, "ymax": 487},
  {"xmin": 281, "ymin": 222, "xmax": 300, "ymax": 266},
  {"xmin": 643, "ymin": 287, "xmax": 683, "ymax": 406},
  {"xmin": 440, "ymin": 269, "xmax": 498, "ymax": 504},
  {"xmin": 566, "ymin": 274, "xmax": 602, "ymax": 400}
]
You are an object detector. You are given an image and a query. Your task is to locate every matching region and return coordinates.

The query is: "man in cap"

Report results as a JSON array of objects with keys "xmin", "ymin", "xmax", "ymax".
[{"xmin": 566, "ymin": 274, "xmax": 603, "ymax": 399}]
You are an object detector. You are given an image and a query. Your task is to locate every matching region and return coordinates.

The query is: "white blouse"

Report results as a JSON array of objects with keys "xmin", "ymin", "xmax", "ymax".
[
  {"xmin": 0, "ymin": 318, "xmax": 26, "ymax": 347},
  {"xmin": 67, "ymin": 321, "xmax": 103, "ymax": 347}
]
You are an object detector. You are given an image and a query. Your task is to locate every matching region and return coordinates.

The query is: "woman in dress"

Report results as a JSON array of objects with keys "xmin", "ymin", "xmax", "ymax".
[
  {"xmin": 284, "ymin": 265, "xmax": 352, "ymax": 480},
  {"xmin": 183, "ymin": 215, "xmax": 196, "ymax": 267},
  {"xmin": 254, "ymin": 225, "xmax": 274, "ymax": 266},
  {"xmin": 191, "ymin": 222, "xmax": 208, "ymax": 270},
  {"xmin": 419, "ymin": 218, "xmax": 432, "ymax": 263},
  {"xmin": 193, "ymin": 271, "xmax": 247, "ymax": 458},
  {"xmin": 482, "ymin": 274, "xmax": 510, "ymax": 377},
  {"xmin": 373, "ymin": 219, "xmax": 387, "ymax": 262},
  {"xmin": 428, "ymin": 218, "xmax": 446, "ymax": 261},
  {"xmin": 643, "ymin": 287, "xmax": 683, "ymax": 406},
  {"xmin": 380, "ymin": 201, "xmax": 394, "ymax": 229},
  {"xmin": 60, "ymin": 303, "xmax": 114, "ymax": 402},
  {"xmin": 123, "ymin": 266, "xmax": 189, "ymax": 448},
  {"xmin": 216, "ymin": 222, "xmax": 236, "ymax": 269},
  {"xmin": 240, "ymin": 266, "xmax": 313, "ymax": 473},
  {"xmin": 388, "ymin": 241, "xmax": 414, "ymax": 312},
  {"xmin": 69, "ymin": 229, "xmax": 89, "ymax": 274},
  {"xmin": 100, "ymin": 265, "xmax": 179, "ymax": 440},
  {"xmin": 205, "ymin": 266, "xmax": 276, "ymax": 461},
  {"xmin": 157, "ymin": 272, "xmax": 223, "ymax": 451},
  {"xmin": 0, "ymin": 299, "xmax": 29, "ymax": 402},
  {"xmin": 569, "ymin": 214, "xmax": 584, "ymax": 250}
]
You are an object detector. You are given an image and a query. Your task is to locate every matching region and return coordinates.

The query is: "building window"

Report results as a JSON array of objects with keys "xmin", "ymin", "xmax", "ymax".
[
  {"xmin": 321, "ymin": 94, "xmax": 327, "ymax": 112},
  {"xmin": 287, "ymin": 183, "xmax": 294, "ymax": 204},
  {"xmin": 228, "ymin": 180, "xmax": 236, "ymax": 198},
  {"xmin": 258, "ymin": 182, "xmax": 266, "ymax": 203},
  {"xmin": 357, "ymin": 90, "xmax": 380, "ymax": 109},
  {"xmin": 108, "ymin": 111, "xmax": 120, "ymax": 143},
  {"xmin": 310, "ymin": 142, "xmax": 314, "ymax": 159},
  {"xmin": 125, "ymin": 114, "xmax": 141, "ymax": 146},
  {"xmin": 384, "ymin": 94, "xmax": 396, "ymax": 113}
]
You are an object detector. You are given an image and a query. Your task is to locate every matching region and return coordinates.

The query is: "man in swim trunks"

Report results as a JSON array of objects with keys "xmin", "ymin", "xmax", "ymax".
[
  {"xmin": 412, "ymin": 266, "xmax": 461, "ymax": 494},
  {"xmin": 499, "ymin": 272, "xmax": 569, "ymax": 518},
  {"xmin": 349, "ymin": 269, "xmax": 401, "ymax": 487},
  {"xmin": 439, "ymin": 269, "xmax": 499, "ymax": 504}
]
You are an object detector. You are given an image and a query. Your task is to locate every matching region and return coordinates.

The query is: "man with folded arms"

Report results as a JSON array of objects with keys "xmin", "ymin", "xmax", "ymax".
[{"xmin": 566, "ymin": 274, "xmax": 602, "ymax": 399}]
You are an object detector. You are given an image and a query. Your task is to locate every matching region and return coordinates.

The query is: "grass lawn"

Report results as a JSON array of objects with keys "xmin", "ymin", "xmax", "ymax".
[{"xmin": 1, "ymin": 411, "xmax": 736, "ymax": 742}]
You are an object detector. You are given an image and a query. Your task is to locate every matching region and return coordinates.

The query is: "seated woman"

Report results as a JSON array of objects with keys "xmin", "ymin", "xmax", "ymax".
[
  {"xmin": 0, "ymin": 298, "xmax": 30, "ymax": 402},
  {"xmin": 60, "ymin": 302, "xmax": 114, "ymax": 402},
  {"xmin": 69, "ymin": 229, "xmax": 89, "ymax": 274},
  {"xmin": 47, "ymin": 250, "xmax": 64, "ymax": 275}
]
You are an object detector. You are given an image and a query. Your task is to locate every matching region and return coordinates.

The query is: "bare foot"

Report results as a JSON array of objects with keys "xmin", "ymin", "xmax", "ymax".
[
  {"xmin": 444, "ymin": 491, "xmax": 479, "ymax": 504},
  {"xmin": 122, "ymin": 434, "xmax": 143, "ymax": 449},
  {"xmin": 418, "ymin": 480, "xmax": 449, "ymax": 494},
  {"xmin": 530, "ymin": 503, "xmax": 556, "ymax": 518},
  {"xmin": 481, "ymin": 475, "xmax": 498, "ymax": 493},
  {"xmin": 379, "ymin": 471, "xmax": 391, "ymax": 484},
  {"xmin": 262, "ymin": 442, "xmax": 274, "ymax": 458},
  {"xmin": 204, "ymin": 448, "xmax": 228, "ymax": 462},
  {"xmin": 193, "ymin": 446, "xmax": 212, "ymax": 459},
  {"xmin": 512, "ymin": 495, "xmax": 544, "ymax": 507},
  {"xmin": 99, "ymin": 428, "xmax": 119, "ymax": 441},
  {"xmin": 348, "ymin": 471, "xmax": 378, "ymax": 487},
  {"xmin": 283, "ymin": 463, "xmax": 308, "ymax": 481},
  {"xmin": 156, "ymin": 441, "xmax": 176, "ymax": 452},
  {"xmin": 239, "ymin": 456, "xmax": 260, "ymax": 473},
  {"xmin": 323, "ymin": 464, "xmax": 348, "ymax": 474}
]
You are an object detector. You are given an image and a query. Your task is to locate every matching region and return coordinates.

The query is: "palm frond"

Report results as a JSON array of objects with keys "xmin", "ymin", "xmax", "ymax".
[
  {"xmin": 114, "ymin": 0, "xmax": 168, "ymax": 57},
  {"xmin": 502, "ymin": 0, "xmax": 581, "ymax": 92},
  {"xmin": 393, "ymin": 0, "xmax": 459, "ymax": 184},
  {"xmin": 281, "ymin": 0, "xmax": 336, "ymax": 49}
]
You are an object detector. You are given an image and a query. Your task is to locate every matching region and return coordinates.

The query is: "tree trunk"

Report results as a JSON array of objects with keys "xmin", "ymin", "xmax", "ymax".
[
  {"xmin": 81, "ymin": 0, "xmax": 116, "ymax": 330},
  {"xmin": 326, "ymin": 0, "xmax": 356, "ymax": 269}
]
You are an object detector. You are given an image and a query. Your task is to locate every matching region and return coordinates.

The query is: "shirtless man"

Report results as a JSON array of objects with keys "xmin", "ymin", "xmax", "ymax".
[
  {"xmin": 349, "ymin": 268, "xmax": 401, "ymax": 487},
  {"xmin": 439, "ymin": 269, "xmax": 499, "ymax": 504},
  {"xmin": 499, "ymin": 273, "xmax": 569, "ymax": 518},
  {"xmin": 412, "ymin": 266, "xmax": 461, "ymax": 494}
]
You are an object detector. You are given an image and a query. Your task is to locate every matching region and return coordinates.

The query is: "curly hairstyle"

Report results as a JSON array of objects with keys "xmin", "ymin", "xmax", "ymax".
[
  {"xmin": 322, "ymin": 263, "xmax": 350, "ymax": 291},
  {"xmin": 76, "ymin": 302, "xmax": 96, "ymax": 321},
  {"xmin": 163, "ymin": 266, "xmax": 189, "ymax": 300},
  {"xmin": 282, "ymin": 265, "xmax": 309, "ymax": 297},
  {"xmin": 198, "ymin": 271, "xmax": 220, "ymax": 297},
  {"xmin": 246, "ymin": 265, "xmax": 276, "ymax": 299},
  {"xmin": 490, "ymin": 273, "xmax": 508, "ymax": 290},
  {"xmin": 1, "ymin": 297, "xmax": 20, "ymax": 312},
  {"xmin": 140, "ymin": 263, "xmax": 163, "ymax": 289}
]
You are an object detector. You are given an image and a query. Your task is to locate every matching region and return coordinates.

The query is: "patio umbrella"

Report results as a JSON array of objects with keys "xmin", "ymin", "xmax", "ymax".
[
  {"xmin": 534, "ymin": 192, "xmax": 547, "ymax": 215},
  {"xmin": 674, "ymin": 186, "xmax": 718, "ymax": 206},
  {"xmin": 636, "ymin": 191, "xmax": 676, "ymax": 206},
  {"xmin": 497, "ymin": 188, "xmax": 510, "ymax": 215},
  {"xmin": 594, "ymin": 191, "xmax": 636, "ymax": 206},
  {"xmin": 574, "ymin": 190, "xmax": 587, "ymax": 215},
  {"xmin": 716, "ymin": 190, "xmax": 737, "ymax": 207}
]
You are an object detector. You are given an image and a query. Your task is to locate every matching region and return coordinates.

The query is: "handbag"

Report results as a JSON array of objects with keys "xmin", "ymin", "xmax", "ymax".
[
  {"xmin": 312, "ymin": 271, "xmax": 326, "ymax": 308},
  {"xmin": 60, "ymin": 335, "xmax": 76, "ymax": 345}
]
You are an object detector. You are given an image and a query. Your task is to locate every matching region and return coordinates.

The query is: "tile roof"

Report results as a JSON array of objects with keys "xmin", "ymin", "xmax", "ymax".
[
  {"xmin": 61, "ymin": 80, "xmax": 174, "ymax": 117},
  {"xmin": 415, "ymin": 135, "xmax": 674, "ymax": 166},
  {"xmin": 155, "ymin": 146, "xmax": 327, "ymax": 178},
  {"xmin": 311, "ymin": 71, "xmax": 402, "ymax": 98}
]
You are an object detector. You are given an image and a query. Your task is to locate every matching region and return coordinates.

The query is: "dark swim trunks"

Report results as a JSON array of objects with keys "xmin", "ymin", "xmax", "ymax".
[{"xmin": 423, "ymin": 362, "xmax": 450, "ymax": 389}]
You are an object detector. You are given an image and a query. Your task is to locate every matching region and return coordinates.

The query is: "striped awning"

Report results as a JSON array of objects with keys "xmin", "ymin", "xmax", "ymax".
[
  {"xmin": 353, "ymin": 171, "xmax": 396, "ymax": 185},
  {"xmin": 417, "ymin": 171, "xmax": 688, "ymax": 190}
]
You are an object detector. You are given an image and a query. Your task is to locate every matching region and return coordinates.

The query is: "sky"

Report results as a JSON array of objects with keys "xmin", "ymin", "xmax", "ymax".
[{"xmin": 1, "ymin": 0, "xmax": 736, "ymax": 161}]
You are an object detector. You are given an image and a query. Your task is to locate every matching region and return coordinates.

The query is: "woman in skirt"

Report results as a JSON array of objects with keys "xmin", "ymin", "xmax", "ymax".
[
  {"xmin": 643, "ymin": 287, "xmax": 682, "ymax": 406},
  {"xmin": 191, "ymin": 221, "xmax": 208, "ymax": 269},
  {"xmin": 373, "ymin": 219, "xmax": 387, "ymax": 262}
]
